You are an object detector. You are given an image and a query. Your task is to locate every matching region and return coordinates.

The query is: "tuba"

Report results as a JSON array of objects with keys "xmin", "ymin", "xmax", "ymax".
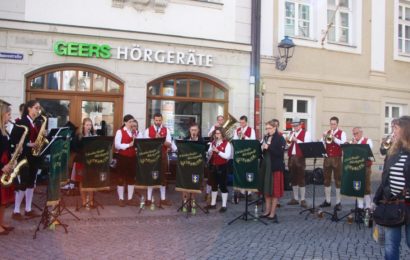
[
  {"xmin": 32, "ymin": 115, "xmax": 49, "ymax": 157},
  {"xmin": 1, "ymin": 122, "xmax": 29, "ymax": 186},
  {"xmin": 221, "ymin": 113, "xmax": 238, "ymax": 141}
]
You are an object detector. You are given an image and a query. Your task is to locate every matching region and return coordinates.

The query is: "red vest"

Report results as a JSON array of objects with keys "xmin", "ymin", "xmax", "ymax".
[
  {"xmin": 148, "ymin": 125, "xmax": 168, "ymax": 152},
  {"xmin": 210, "ymin": 140, "xmax": 228, "ymax": 165},
  {"xmin": 28, "ymin": 117, "xmax": 39, "ymax": 143},
  {"xmin": 288, "ymin": 130, "xmax": 306, "ymax": 157},
  {"xmin": 360, "ymin": 137, "xmax": 373, "ymax": 167},
  {"xmin": 236, "ymin": 127, "xmax": 252, "ymax": 140},
  {"xmin": 118, "ymin": 128, "xmax": 136, "ymax": 157},
  {"xmin": 325, "ymin": 129, "xmax": 343, "ymax": 157}
]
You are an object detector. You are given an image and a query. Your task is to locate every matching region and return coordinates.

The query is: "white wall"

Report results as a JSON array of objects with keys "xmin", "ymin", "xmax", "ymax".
[{"xmin": 19, "ymin": 0, "xmax": 250, "ymax": 44}]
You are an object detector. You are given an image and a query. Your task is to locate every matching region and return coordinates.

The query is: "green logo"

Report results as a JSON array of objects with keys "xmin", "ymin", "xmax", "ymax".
[{"xmin": 54, "ymin": 41, "xmax": 111, "ymax": 59}]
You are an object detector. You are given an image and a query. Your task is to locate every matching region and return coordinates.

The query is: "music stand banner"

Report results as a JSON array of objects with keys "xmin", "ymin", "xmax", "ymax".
[
  {"xmin": 175, "ymin": 140, "xmax": 206, "ymax": 194},
  {"xmin": 341, "ymin": 144, "xmax": 368, "ymax": 197},
  {"xmin": 81, "ymin": 136, "xmax": 113, "ymax": 191},
  {"xmin": 47, "ymin": 138, "xmax": 64, "ymax": 206},
  {"xmin": 59, "ymin": 128, "xmax": 71, "ymax": 184},
  {"xmin": 135, "ymin": 138, "xmax": 164, "ymax": 188},
  {"xmin": 231, "ymin": 140, "xmax": 261, "ymax": 192}
]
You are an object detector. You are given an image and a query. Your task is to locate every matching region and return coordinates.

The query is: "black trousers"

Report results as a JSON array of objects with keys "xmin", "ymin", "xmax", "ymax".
[
  {"xmin": 210, "ymin": 163, "xmax": 228, "ymax": 193},
  {"xmin": 14, "ymin": 156, "xmax": 40, "ymax": 191}
]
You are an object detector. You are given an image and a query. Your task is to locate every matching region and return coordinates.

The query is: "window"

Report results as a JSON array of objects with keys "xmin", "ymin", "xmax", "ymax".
[
  {"xmin": 26, "ymin": 65, "xmax": 124, "ymax": 135},
  {"xmin": 327, "ymin": 0, "xmax": 352, "ymax": 44},
  {"xmin": 282, "ymin": 96, "xmax": 312, "ymax": 133},
  {"xmin": 147, "ymin": 74, "xmax": 228, "ymax": 138},
  {"xmin": 398, "ymin": 1, "xmax": 410, "ymax": 55},
  {"xmin": 384, "ymin": 103, "xmax": 405, "ymax": 135},
  {"xmin": 285, "ymin": 1, "xmax": 311, "ymax": 38}
]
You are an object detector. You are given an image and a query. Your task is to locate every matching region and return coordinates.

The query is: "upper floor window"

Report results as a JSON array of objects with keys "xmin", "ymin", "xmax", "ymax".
[
  {"xmin": 285, "ymin": 1, "xmax": 311, "ymax": 38},
  {"xmin": 327, "ymin": 0, "xmax": 352, "ymax": 45},
  {"xmin": 398, "ymin": 1, "xmax": 410, "ymax": 55}
]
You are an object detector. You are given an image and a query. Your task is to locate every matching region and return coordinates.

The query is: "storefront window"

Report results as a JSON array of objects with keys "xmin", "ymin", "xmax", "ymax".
[
  {"xmin": 37, "ymin": 99, "xmax": 70, "ymax": 130},
  {"xmin": 147, "ymin": 75, "xmax": 228, "ymax": 138},
  {"xmin": 82, "ymin": 101, "xmax": 114, "ymax": 136}
]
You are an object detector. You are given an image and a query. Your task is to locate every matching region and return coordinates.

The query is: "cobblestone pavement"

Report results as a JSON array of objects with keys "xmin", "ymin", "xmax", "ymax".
[{"xmin": 2, "ymin": 174, "xmax": 410, "ymax": 260}]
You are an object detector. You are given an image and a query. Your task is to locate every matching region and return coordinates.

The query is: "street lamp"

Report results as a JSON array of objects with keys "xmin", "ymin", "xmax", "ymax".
[{"xmin": 275, "ymin": 36, "xmax": 295, "ymax": 71}]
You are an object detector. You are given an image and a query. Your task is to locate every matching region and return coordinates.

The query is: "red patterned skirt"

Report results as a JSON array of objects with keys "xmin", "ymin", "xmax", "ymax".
[
  {"xmin": 0, "ymin": 172, "xmax": 15, "ymax": 206},
  {"xmin": 272, "ymin": 171, "xmax": 284, "ymax": 198}
]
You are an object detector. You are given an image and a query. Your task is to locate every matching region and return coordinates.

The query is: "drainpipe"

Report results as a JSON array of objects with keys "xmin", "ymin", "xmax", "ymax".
[{"xmin": 251, "ymin": 0, "xmax": 261, "ymax": 139}]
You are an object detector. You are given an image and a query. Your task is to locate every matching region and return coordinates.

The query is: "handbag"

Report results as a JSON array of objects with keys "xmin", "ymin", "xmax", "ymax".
[{"xmin": 373, "ymin": 198, "xmax": 406, "ymax": 227}]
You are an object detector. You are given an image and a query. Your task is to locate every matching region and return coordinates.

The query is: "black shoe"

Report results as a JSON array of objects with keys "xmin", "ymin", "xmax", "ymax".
[
  {"xmin": 335, "ymin": 203, "xmax": 342, "ymax": 211},
  {"xmin": 219, "ymin": 207, "xmax": 227, "ymax": 213},
  {"xmin": 205, "ymin": 205, "xmax": 216, "ymax": 210},
  {"xmin": 319, "ymin": 201, "xmax": 331, "ymax": 208},
  {"xmin": 260, "ymin": 214, "xmax": 270, "ymax": 219}
]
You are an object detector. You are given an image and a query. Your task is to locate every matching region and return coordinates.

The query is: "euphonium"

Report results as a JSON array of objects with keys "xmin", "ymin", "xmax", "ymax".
[
  {"xmin": 32, "ymin": 115, "xmax": 49, "ymax": 157},
  {"xmin": 1, "ymin": 122, "xmax": 29, "ymax": 186},
  {"xmin": 221, "ymin": 113, "xmax": 238, "ymax": 141},
  {"xmin": 325, "ymin": 132, "xmax": 333, "ymax": 144},
  {"xmin": 382, "ymin": 134, "xmax": 393, "ymax": 150}
]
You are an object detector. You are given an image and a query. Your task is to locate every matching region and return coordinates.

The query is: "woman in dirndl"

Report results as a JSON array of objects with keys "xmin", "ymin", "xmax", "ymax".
[
  {"xmin": 0, "ymin": 99, "xmax": 14, "ymax": 234},
  {"xmin": 259, "ymin": 119, "xmax": 286, "ymax": 223}
]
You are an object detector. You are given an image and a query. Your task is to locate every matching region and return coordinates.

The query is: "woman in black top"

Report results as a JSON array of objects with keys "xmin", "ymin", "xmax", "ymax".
[
  {"xmin": 374, "ymin": 116, "xmax": 410, "ymax": 260},
  {"xmin": 259, "ymin": 119, "xmax": 286, "ymax": 223}
]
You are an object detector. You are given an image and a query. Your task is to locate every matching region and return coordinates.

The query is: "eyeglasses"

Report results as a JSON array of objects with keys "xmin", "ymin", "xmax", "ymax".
[
  {"xmin": 353, "ymin": 132, "xmax": 360, "ymax": 135},
  {"xmin": 265, "ymin": 127, "xmax": 274, "ymax": 130}
]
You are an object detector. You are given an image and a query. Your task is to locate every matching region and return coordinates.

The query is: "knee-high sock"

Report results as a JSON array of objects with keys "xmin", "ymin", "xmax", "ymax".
[
  {"xmin": 300, "ymin": 187, "xmax": 306, "ymax": 201},
  {"xmin": 14, "ymin": 191, "xmax": 25, "ymax": 213},
  {"xmin": 335, "ymin": 188, "xmax": 341, "ymax": 204},
  {"xmin": 222, "ymin": 193, "xmax": 228, "ymax": 208},
  {"xmin": 357, "ymin": 198, "xmax": 364, "ymax": 209},
  {"xmin": 364, "ymin": 195, "xmax": 371, "ymax": 209},
  {"xmin": 160, "ymin": 186, "xmax": 166, "ymax": 200},
  {"xmin": 127, "ymin": 185, "xmax": 134, "ymax": 200},
  {"xmin": 117, "ymin": 186, "xmax": 124, "ymax": 200},
  {"xmin": 325, "ymin": 186, "xmax": 331, "ymax": 203},
  {"xmin": 211, "ymin": 191, "xmax": 218, "ymax": 206},
  {"xmin": 292, "ymin": 186, "xmax": 299, "ymax": 200},
  {"xmin": 206, "ymin": 184, "xmax": 211, "ymax": 194},
  {"xmin": 25, "ymin": 188, "xmax": 34, "ymax": 212},
  {"xmin": 147, "ymin": 186, "xmax": 153, "ymax": 201}
]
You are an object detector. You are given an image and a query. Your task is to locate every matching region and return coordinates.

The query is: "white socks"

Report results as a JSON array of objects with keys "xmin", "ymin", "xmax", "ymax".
[
  {"xmin": 222, "ymin": 193, "xmax": 228, "ymax": 207},
  {"xmin": 127, "ymin": 185, "xmax": 134, "ymax": 200},
  {"xmin": 147, "ymin": 186, "xmax": 153, "ymax": 201},
  {"xmin": 335, "ymin": 188, "xmax": 341, "ymax": 204},
  {"xmin": 14, "ymin": 191, "xmax": 25, "ymax": 213},
  {"xmin": 292, "ymin": 186, "xmax": 299, "ymax": 200},
  {"xmin": 357, "ymin": 198, "xmax": 364, "ymax": 209},
  {"xmin": 25, "ymin": 188, "xmax": 34, "ymax": 212},
  {"xmin": 117, "ymin": 186, "xmax": 124, "ymax": 200},
  {"xmin": 160, "ymin": 186, "xmax": 166, "ymax": 200},
  {"xmin": 300, "ymin": 187, "xmax": 306, "ymax": 201},
  {"xmin": 211, "ymin": 191, "xmax": 218, "ymax": 206},
  {"xmin": 325, "ymin": 186, "xmax": 331, "ymax": 203},
  {"xmin": 364, "ymin": 195, "xmax": 371, "ymax": 209}
]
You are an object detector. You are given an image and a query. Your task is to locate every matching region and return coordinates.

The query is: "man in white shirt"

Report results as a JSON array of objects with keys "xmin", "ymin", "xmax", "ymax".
[
  {"xmin": 350, "ymin": 127, "xmax": 373, "ymax": 210},
  {"xmin": 233, "ymin": 115, "xmax": 256, "ymax": 140},
  {"xmin": 286, "ymin": 118, "xmax": 311, "ymax": 208},
  {"xmin": 207, "ymin": 115, "xmax": 225, "ymax": 137},
  {"xmin": 143, "ymin": 113, "xmax": 172, "ymax": 206}
]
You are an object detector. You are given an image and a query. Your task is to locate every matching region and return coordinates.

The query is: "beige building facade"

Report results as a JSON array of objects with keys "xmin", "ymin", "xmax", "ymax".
[{"xmin": 261, "ymin": 0, "xmax": 410, "ymax": 170}]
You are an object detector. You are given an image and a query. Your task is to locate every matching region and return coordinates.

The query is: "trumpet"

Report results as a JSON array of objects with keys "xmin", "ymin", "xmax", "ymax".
[
  {"xmin": 325, "ymin": 132, "xmax": 333, "ymax": 144},
  {"xmin": 382, "ymin": 134, "xmax": 393, "ymax": 150},
  {"xmin": 286, "ymin": 132, "xmax": 294, "ymax": 146},
  {"xmin": 348, "ymin": 138, "xmax": 356, "ymax": 144}
]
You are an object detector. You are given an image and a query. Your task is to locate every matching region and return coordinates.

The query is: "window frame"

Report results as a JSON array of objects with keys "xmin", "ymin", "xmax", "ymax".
[
  {"xmin": 282, "ymin": 96, "xmax": 313, "ymax": 134},
  {"xmin": 284, "ymin": 0, "xmax": 312, "ymax": 39},
  {"xmin": 384, "ymin": 103, "xmax": 405, "ymax": 135}
]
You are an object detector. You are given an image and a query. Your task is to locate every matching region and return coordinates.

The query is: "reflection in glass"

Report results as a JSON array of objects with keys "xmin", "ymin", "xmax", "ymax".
[
  {"xmin": 176, "ymin": 79, "xmax": 188, "ymax": 97},
  {"xmin": 62, "ymin": 70, "xmax": 77, "ymax": 91},
  {"xmin": 82, "ymin": 101, "xmax": 114, "ymax": 136},
  {"xmin": 283, "ymin": 99, "xmax": 293, "ymax": 112},
  {"xmin": 202, "ymin": 82, "xmax": 213, "ymax": 98},
  {"xmin": 37, "ymin": 99, "xmax": 70, "ymax": 129},
  {"xmin": 93, "ymin": 74, "xmax": 106, "ymax": 92},
  {"xmin": 31, "ymin": 76, "xmax": 44, "ymax": 89},
  {"xmin": 78, "ymin": 71, "xmax": 91, "ymax": 92},
  {"xmin": 215, "ymin": 87, "xmax": 225, "ymax": 99},
  {"xmin": 189, "ymin": 80, "xmax": 200, "ymax": 97},
  {"xmin": 108, "ymin": 79, "xmax": 120, "ymax": 93},
  {"xmin": 47, "ymin": 71, "xmax": 60, "ymax": 90},
  {"xmin": 148, "ymin": 83, "xmax": 161, "ymax": 96}
]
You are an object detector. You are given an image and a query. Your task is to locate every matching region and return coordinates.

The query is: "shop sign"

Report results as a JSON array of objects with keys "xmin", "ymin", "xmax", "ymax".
[{"xmin": 53, "ymin": 41, "xmax": 213, "ymax": 67}]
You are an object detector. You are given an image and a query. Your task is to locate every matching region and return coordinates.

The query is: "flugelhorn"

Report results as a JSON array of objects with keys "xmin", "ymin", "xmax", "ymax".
[
  {"xmin": 286, "ymin": 132, "xmax": 295, "ymax": 146},
  {"xmin": 1, "ymin": 122, "xmax": 29, "ymax": 186},
  {"xmin": 325, "ymin": 132, "xmax": 333, "ymax": 144},
  {"xmin": 382, "ymin": 134, "xmax": 393, "ymax": 150}
]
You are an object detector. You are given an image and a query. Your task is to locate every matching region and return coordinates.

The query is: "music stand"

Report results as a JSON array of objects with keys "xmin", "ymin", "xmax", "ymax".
[
  {"xmin": 324, "ymin": 144, "xmax": 374, "ymax": 228},
  {"xmin": 298, "ymin": 142, "xmax": 327, "ymax": 220}
]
